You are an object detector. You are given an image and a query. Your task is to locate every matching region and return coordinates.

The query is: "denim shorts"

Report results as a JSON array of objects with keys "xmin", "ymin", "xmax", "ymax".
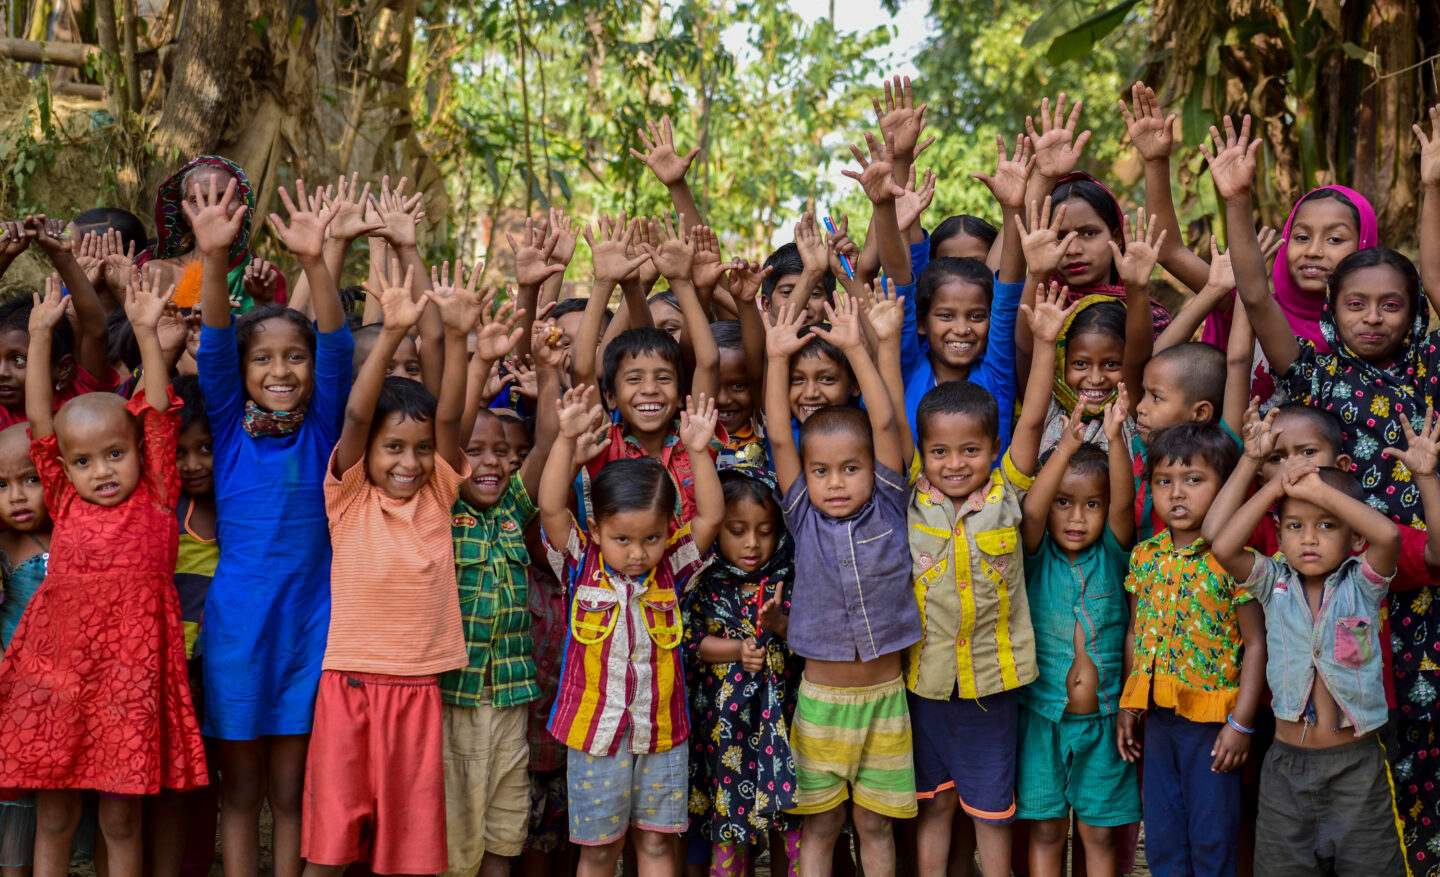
[{"xmin": 566, "ymin": 742, "xmax": 688, "ymax": 845}]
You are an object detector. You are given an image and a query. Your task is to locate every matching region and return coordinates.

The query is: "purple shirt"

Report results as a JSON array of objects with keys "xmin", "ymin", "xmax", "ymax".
[{"xmin": 780, "ymin": 461, "xmax": 922, "ymax": 661}]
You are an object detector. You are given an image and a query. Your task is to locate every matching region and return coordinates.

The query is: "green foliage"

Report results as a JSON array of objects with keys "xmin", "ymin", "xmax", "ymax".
[{"xmin": 0, "ymin": 74, "xmax": 58, "ymax": 215}]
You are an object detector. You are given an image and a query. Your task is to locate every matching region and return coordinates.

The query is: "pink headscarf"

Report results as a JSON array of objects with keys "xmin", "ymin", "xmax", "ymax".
[{"xmin": 1202, "ymin": 185, "xmax": 1378, "ymax": 353}]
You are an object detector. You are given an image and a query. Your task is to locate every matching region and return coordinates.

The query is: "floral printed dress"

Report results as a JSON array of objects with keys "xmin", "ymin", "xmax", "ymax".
[{"xmin": 683, "ymin": 535, "xmax": 802, "ymax": 846}]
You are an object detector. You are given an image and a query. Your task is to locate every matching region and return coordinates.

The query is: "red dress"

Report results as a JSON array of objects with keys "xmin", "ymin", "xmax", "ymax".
[{"xmin": 0, "ymin": 389, "xmax": 207, "ymax": 793}]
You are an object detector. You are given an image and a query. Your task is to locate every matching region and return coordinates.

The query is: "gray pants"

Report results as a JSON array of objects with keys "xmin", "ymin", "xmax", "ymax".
[{"xmin": 1256, "ymin": 735, "xmax": 1407, "ymax": 876}]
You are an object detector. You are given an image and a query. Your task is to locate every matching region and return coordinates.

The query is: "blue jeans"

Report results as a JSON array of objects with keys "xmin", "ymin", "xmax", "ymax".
[{"xmin": 1142, "ymin": 708, "xmax": 1241, "ymax": 877}]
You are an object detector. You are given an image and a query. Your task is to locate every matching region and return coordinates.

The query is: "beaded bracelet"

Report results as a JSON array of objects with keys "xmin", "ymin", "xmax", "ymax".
[
  {"xmin": 1122, "ymin": 708, "xmax": 1145, "ymax": 719},
  {"xmin": 1226, "ymin": 713, "xmax": 1254, "ymax": 735}
]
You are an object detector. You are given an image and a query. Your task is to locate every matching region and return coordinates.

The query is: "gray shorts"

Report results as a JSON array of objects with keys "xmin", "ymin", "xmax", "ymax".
[
  {"xmin": 566, "ymin": 742, "xmax": 688, "ymax": 846},
  {"xmin": 1256, "ymin": 735, "xmax": 1407, "ymax": 876}
]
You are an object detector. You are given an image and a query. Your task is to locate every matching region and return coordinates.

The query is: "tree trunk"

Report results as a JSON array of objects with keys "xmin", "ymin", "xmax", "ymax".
[
  {"xmin": 94, "ymin": 0, "xmax": 124, "ymax": 118},
  {"xmin": 145, "ymin": 0, "xmax": 247, "ymax": 194}
]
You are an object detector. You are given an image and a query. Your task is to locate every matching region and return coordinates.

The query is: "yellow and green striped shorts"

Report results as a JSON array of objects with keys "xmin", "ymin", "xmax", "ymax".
[{"xmin": 788, "ymin": 675, "xmax": 917, "ymax": 819}]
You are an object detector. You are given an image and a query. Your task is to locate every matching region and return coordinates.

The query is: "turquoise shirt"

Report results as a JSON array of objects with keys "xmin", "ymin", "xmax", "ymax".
[{"xmin": 1022, "ymin": 527, "xmax": 1130, "ymax": 721}]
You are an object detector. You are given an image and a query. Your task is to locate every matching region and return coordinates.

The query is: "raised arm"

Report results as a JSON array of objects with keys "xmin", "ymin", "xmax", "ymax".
[
  {"xmin": 724, "ymin": 260, "xmax": 773, "ymax": 394},
  {"xmin": 760, "ymin": 300, "xmax": 811, "ymax": 494},
  {"xmin": 652, "ymin": 216, "xmax": 719, "ymax": 400},
  {"xmin": 575, "ymin": 215, "xmax": 649, "ymax": 392},
  {"xmin": 1156, "ymin": 237, "xmax": 1236, "ymax": 353},
  {"xmin": 429, "ymin": 262, "xmax": 491, "ymax": 468},
  {"xmin": 1015, "ymin": 196, "xmax": 1077, "ymax": 380},
  {"xmin": 1203, "ymin": 399, "xmax": 1273, "ymax": 551},
  {"xmin": 518, "ymin": 316, "xmax": 566, "ymax": 499},
  {"xmin": 1222, "ymin": 297, "xmax": 1256, "ymax": 436},
  {"xmin": 29, "ymin": 216, "xmax": 108, "ymax": 380},
  {"xmin": 1021, "ymin": 415, "xmax": 1083, "ymax": 553},
  {"xmin": 122, "ymin": 269, "xmax": 178, "ymax": 411},
  {"xmin": 1383, "ymin": 411, "xmax": 1440, "ymax": 569},
  {"xmin": 1120, "ymin": 82, "xmax": 1210, "ymax": 293},
  {"xmin": 540, "ymin": 208, "xmax": 580, "ymax": 309},
  {"xmin": 844, "ymin": 133, "xmax": 911, "ymax": 286},
  {"xmin": 1416, "ymin": 105, "xmax": 1440, "ymax": 310},
  {"xmin": 1286, "ymin": 466, "xmax": 1401, "ymax": 577},
  {"xmin": 539, "ymin": 385, "xmax": 603, "ymax": 543},
  {"xmin": 859, "ymin": 281, "xmax": 914, "ymax": 463},
  {"xmin": 0, "ymin": 220, "xmax": 30, "ymax": 281},
  {"xmin": 333, "ymin": 259, "xmax": 424, "ymax": 475},
  {"xmin": 456, "ymin": 285, "xmax": 525, "ymax": 444},
  {"xmin": 182, "ymin": 177, "xmax": 248, "ymax": 330},
  {"xmin": 678, "ymin": 393, "xmax": 723, "ymax": 552},
  {"xmin": 1208, "ymin": 448, "xmax": 1283, "ymax": 583},
  {"xmin": 25, "ymin": 277, "xmax": 69, "ymax": 439},
  {"xmin": 972, "ymin": 133, "xmax": 1034, "ymax": 285},
  {"xmin": 370, "ymin": 176, "xmax": 441, "ymax": 390},
  {"xmin": 1201, "ymin": 115, "xmax": 1298, "ymax": 373},
  {"xmin": 1023, "ymin": 94, "xmax": 1091, "ymax": 214},
  {"xmin": 267, "ymin": 180, "xmax": 343, "ymax": 332},
  {"xmin": 1110, "ymin": 210, "xmax": 1162, "ymax": 413},
  {"xmin": 812, "ymin": 295, "xmax": 902, "ymax": 474},
  {"xmin": 630, "ymin": 116, "xmax": 705, "ymax": 230},
  {"xmin": 1012, "ymin": 280, "xmax": 1079, "ymax": 476},
  {"xmin": 1103, "ymin": 393, "xmax": 1137, "ymax": 545},
  {"xmin": 507, "ymin": 217, "xmax": 565, "ymax": 362}
]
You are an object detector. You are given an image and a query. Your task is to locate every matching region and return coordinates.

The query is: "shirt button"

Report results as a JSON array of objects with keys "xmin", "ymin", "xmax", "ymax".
[
  {"xmin": 959, "ymin": 580, "xmax": 968, "ymax": 589},
  {"xmin": 841, "ymin": 558, "xmax": 852, "ymax": 567},
  {"xmin": 958, "ymin": 638, "xmax": 967, "ymax": 647}
]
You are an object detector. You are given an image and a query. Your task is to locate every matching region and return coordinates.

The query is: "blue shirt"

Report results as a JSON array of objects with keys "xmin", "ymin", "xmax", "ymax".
[
  {"xmin": 1242, "ymin": 552, "xmax": 1392, "ymax": 735},
  {"xmin": 197, "ymin": 321, "xmax": 353, "ymax": 739},
  {"xmin": 1022, "ymin": 528, "xmax": 1131, "ymax": 720}
]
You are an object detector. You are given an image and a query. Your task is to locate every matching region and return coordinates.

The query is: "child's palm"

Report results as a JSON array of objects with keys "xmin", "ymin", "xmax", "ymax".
[
  {"xmin": 654, "ymin": 239, "xmax": 694, "ymax": 280},
  {"xmin": 868, "ymin": 297, "xmax": 904, "ymax": 342}
]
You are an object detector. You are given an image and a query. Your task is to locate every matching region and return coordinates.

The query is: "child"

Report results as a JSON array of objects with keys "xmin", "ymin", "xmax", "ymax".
[
  {"xmin": 1210, "ymin": 460, "xmax": 1408, "ymax": 874},
  {"xmin": 711, "ymin": 319, "xmax": 769, "ymax": 471},
  {"xmin": 537, "ymin": 386, "xmax": 723, "ymax": 877},
  {"xmin": 1017, "ymin": 404, "xmax": 1141, "ymax": 876},
  {"xmin": 0, "ymin": 421, "xmax": 51, "ymax": 877},
  {"xmin": 1036, "ymin": 296, "xmax": 1138, "ymax": 454},
  {"xmin": 684, "ymin": 467, "xmax": 803, "ymax": 877},
  {"xmin": 761, "ymin": 242, "xmax": 833, "ymax": 325},
  {"xmin": 300, "ymin": 255, "xmax": 476, "ymax": 876},
  {"xmin": 761, "ymin": 294, "xmax": 921, "ymax": 877},
  {"xmin": 1116, "ymin": 421, "xmax": 1263, "ymax": 877},
  {"xmin": 441, "ymin": 310, "xmax": 563, "ymax": 877},
  {"xmin": 0, "ymin": 272, "xmax": 206, "ymax": 877},
  {"xmin": 351, "ymin": 322, "xmax": 423, "ymax": 382},
  {"xmin": 189, "ymin": 176, "xmax": 353, "ymax": 876},
  {"xmin": 149, "ymin": 374, "xmax": 221, "ymax": 877},
  {"xmin": 929, "ymin": 214, "xmax": 997, "ymax": 261},
  {"xmin": 903, "ymin": 280, "xmax": 1069, "ymax": 877}
]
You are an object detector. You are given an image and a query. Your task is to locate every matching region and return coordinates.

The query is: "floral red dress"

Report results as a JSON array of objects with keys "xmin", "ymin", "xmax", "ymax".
[{"xmin": 0, "ymin": 390, "xmax": 207, "ymax": 793}]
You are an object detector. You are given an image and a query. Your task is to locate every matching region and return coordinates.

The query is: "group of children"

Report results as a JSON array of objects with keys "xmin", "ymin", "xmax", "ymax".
[{"xmin": 0, "ymin": 74, "xmax": 1438, "ymax": 877}]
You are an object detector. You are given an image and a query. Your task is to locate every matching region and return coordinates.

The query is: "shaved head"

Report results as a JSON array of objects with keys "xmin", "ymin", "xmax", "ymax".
[
  {"xmin": 0, "ymin": 423, "xmax": 30, "ymax": 461},
  {"xmin": 54, "ymin": 392, "xmax": 134, "ymax": 446}
]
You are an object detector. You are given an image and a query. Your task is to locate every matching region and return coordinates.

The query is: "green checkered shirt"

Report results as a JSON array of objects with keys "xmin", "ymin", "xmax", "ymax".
[{"xmin": 438, "ymin": 475, "xmax": 542, "ymax": 708}]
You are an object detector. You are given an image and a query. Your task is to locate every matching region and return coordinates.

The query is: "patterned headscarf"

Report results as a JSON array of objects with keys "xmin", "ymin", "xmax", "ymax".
[{"xmin": 1050, "ymin": 294, "xmax": 1121, "ymax": 419}]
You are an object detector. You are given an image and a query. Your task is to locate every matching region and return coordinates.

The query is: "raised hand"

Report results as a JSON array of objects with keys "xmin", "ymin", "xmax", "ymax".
[
  {"xmin": 812, "ymin": 294, "xmax": 864, "ymax": 351},
  {"xmin": 556, "ymin": 384, "xmax": 603, "ymax": 441},
  {"xmin": 324, "ymin": 173, "xmax": 383, "ymax": 241},
  {"xmin": 1384, "ymin": 407, "xmax": 1440, "ymax": 477},
  {"xmin": 243, "ymin": 258, "xmax": 280, "ymax": 306},
  {"xmin": 629, "ymin": 116, "xmax": 701, "ymax": 188},
  {"xmin": 101, "ymin": 233, "xmax": 138, "ymax": 295},
  {"xmin": 1103, "ymin": 387, "xmax": 1129, "ymax": 443},
  {"xmin": 972, "ymin": 133, "xmax": 1034, "ymax": 210},
  {"xmin": 723, "ymin": 260, "xmax": 772, "ymax": 305},
  {"xmin": 1018, "ymin": 196, "xmax": 1076, "ymax": 278},
  {"xmin": 532, "ymin": 312, "xmax": 567, "ymax": 372},
  {"xmin": 474, "ymin": 291, "xmax": 526, "ymax": 362},
  {"xmin": 1119, "ymin": 81, "xmax": 1176, "ymax": 163},
  {"xmin": 268, "ymin": 179, "xmax": 336, "ymax": 260},
  {"xmin": 123, "ymin": 267, "xmax": 178, "ymax": 332},
  {"xmin": 760, "ymin": 298, "xmax": 809, "ymax": 359},
  {"xmin": 1417, "ymin": 104, "xmax": 1440, "ymax": 190},
  {"xmin": 571, "ymin": 407, "xmax": 613, "ymax": 466},
  {"xmin": 1111, "ymin": 209, "xmax": 1166, "ymax": 290},
  {"xmin": 30, "ymin": 274, "xmax": 69, "ymax": 334},
  {"xmin": 368, "ymin": 174, "xmax": 426, "ymax": 249},
  {"xmin": 842, "ymin": 132, "xmax": 905, "ymax": 205},
  {"xmin": 1242, "ymin": 400, "xmax": 1280, "ymax": 462},
  {"xmin": 24, "ymin": 215, "xmax": 70, "ymax": 259},
  {"xmin": 1199, "ymin": 114, "xmax": 1263, "ymax": 201},
  {"xmin": 1202, "ymin": 236, "xmax": 1236, "ymax": 295},
  {"xmin": 824, "ymin": 215, "xmax": 859, "ymax": 280},
  {"xmin": 793, "ymin": 211, "xmax": 828, "ymax": 274},
  {"xmin": 858, "ymin": 282, "xmax": 904, "ymax": 343},
  {"xmin": 0, "ymin": 220, "xmax": 31, "ymax": 261},
  {"xmin": 547, "ymin": 207, "xmax": 581, "ymax": 270},
  {"xmin": 366, "ymin": 256, "xmax": 424, "ymax": 332},
  {"xmin": 691, "ymin": 225, "xmax": 724, "ymax": 290},
  {"xmin": 182, "ymin": 175, "xmax": 246, "ymax": 257},
  {"xmin": 631, "ymin": 216, "xmax": 661, "ymax": 290},
  {"xmin": 584, "ymin": 213, "xmax": 650, "ymax": 287},
  {"xmin": 895, "ymin": 166, "xmax": 937, "ymax": 231},
  {"xmin": 1259, "ymin": 226, "xmax": 1282, "ymax": 272},
  {"xmin": 1026, "ymin": 93, "xmax": 1091, "ymax": 181},
  {"xmin": 1020, "ymin": 280, "xmax": 1079, "ymax": 345},
  {"xmin": 506, "ymin": 217, "xmax": 566, "ymax": 288},
  {"xmin": 653, "ymin": 213, "xmax": 696, "ymax": 282},
  {"xmin": 679, "ymin": 393, "xmax": 719, "ymax": 453},
  {"xmin": 872, "ymin": 74, "xmax": 932, "ymax": 161},
  {"xmin": 429, "ymin": 260, "xmax": 488, "ymax": 335},
  {"xmin": 1055, "ymin": 413, "xmax": 1086, "ymax": 454}
]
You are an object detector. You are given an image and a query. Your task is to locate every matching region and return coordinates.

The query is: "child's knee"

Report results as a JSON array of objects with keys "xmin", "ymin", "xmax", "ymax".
[
  {"xmin": 919, "ymin": 793, "xmax": 958, "ymax": 819},
  {"xmin": 632, "ymin": 829, "xmax": 673, "ymax": 860},
  {"xmin": 35, "ymin": 791, "xmax": 82, "ymax": 836},
  {"xmin": 577, "ymin": 836, "xmax": 625, "ymax": 868},
  {"xmin": 98, "ymin": 798, "xmax": 141, "ymax": 841},
  {"xmin": 850, "ymin": 804, "xmax": 892, "ymax": 839},
  {"xmin": 1076, "ymin": 822, "xmax": 1117, "ymax": 852},
  {"xmin": 220, "ymin": 765, "xmax": 267, "ymax": 807},
  {"xmin": 803, "ymin": 806, "xmax": 846, "ymax": 840},
  {"xmin": 1030, "ymin": 817, "xmax": 1069, "ymax": 846}
]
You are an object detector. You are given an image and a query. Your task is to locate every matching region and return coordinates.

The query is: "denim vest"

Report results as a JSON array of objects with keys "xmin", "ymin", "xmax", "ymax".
[{"xmin": 1243, "ymin": 552, "xmax": 1392, "ymax": 735}]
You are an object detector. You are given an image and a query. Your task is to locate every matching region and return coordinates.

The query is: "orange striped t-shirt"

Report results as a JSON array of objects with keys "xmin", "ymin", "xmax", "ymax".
[{"xmin": 322, "ymin": 451, "xmax": 470, "ymax": 675}]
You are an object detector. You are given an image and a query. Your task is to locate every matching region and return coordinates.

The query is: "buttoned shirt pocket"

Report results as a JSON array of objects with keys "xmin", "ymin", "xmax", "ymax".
[
  {"xmin": 641, "ymin": 587, "xmax": 683, "ymax": 650},
  {"xmin": 910, "ymin": 524, "xmax": 951, "ymax": 607},
  {"xmin": 571, "ymin": 584, "xmax": 621, "ymax": 646},
  {"xmin": 975, "ymin": 526, "xmax": 1021, "ymax": 585},
  {"xmin": 1334, "ymin": 616, "xmax": 1375, "ymax": 669}
]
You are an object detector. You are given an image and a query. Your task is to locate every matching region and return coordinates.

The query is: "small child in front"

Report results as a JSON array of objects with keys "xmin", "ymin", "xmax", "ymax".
[
  {"xmin": 300, "ymin": 258, "xmax": 476, "ymax": 877},
  {"xmin": 1210, "ymin": 456, "xmax": 1408, "ymax": 874},
  {"xmin": 1116, "ymin": 421, "xmax": 1264, "ymax": 877},
  {"xmin": 0, "ymin": 272, "xmax": 207, "ymax": 877},
  {"xmin": 538, "ymin": 386, "xmax": 723, "ymax": 877},
  {"xmin": 761, "ymin": 295, "xmax": 922, "ymax": 877}
]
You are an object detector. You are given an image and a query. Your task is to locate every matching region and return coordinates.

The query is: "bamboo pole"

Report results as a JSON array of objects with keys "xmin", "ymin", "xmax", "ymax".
[{"xmin": 0, "ymin": 37, "xmax": 101, "ymax": 68}]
